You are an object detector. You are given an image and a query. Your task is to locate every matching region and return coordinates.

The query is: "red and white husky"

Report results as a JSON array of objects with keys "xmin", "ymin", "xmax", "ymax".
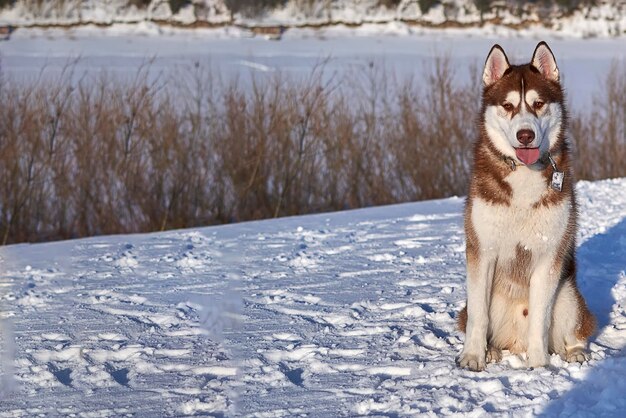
[{"xmin": 457, "ymin": 42, "xmax": 595, "ymax": 371}]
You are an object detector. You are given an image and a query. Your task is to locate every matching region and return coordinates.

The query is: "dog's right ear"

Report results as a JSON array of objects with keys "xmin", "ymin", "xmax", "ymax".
[{"xmin": 483, "ymin": 44, "xmax": 510, "ymax": 87}]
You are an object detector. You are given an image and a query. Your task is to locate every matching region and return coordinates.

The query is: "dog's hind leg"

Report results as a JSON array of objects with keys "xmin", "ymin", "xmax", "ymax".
[{"xmin": 549, "ymin": 280, "xmax": 596, "ymax": 363}]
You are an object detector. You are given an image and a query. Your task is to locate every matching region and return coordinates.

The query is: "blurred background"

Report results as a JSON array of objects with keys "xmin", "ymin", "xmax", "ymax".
[{"xmin": 0, "ymin": 0, "xmax": 624, "ymax": 244}]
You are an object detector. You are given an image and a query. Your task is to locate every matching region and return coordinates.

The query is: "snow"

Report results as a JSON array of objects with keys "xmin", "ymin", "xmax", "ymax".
[{"xmin": 0, "ymin": 177, "xmax": 625, "ymax": 415}]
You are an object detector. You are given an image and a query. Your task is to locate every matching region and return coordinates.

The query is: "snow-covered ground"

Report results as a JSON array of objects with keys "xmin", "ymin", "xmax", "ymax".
[
  {"xmin": 1, "ymin": 28, "xmax": 625, "ymax": 109},
  {"xmin": 0, "ymin": 177, "xmax": 625, "ymax": 416}
]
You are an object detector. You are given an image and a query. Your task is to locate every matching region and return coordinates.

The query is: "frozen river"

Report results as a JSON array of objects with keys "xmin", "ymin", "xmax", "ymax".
[{"xmin": 1, "ymin": 27, "xmax": 624, "ymax": 108}]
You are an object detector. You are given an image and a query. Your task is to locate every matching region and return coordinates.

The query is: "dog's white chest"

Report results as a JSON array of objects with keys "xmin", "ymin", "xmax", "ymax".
[
  {"xmin": 504, "ymin": 169, "xmax": 548, "ymax": 207},
  {"xmin": 471, "ymin": 169, "xmax": 570, "ymax": 259}
]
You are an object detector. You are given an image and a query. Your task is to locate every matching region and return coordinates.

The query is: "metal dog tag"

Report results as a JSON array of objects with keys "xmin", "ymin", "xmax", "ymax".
[
  {"xmin": 551, "ymin": 171, "xmax": 564, "ymax": 191},
  {"xmin": 547, "ymin": 154, "xmax": 563, "ymax": 192}
]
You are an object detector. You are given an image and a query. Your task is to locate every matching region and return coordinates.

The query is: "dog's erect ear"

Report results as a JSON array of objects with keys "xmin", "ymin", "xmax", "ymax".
[
  {"xmin": 483, "ymin": 44, "xmax": 510, "ymax": 87},
  {"xmin": 531, "ymin": 41, "xmax": 559, "ymax": 82}
]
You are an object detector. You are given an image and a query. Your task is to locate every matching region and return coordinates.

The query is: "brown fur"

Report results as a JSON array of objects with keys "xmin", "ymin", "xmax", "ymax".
[
  {"xmin": 483, "ymin": 65, "xmax": 564, "ymax": 109},
  {"xmin": 493, "ymin": 244, "xmax": 533, "ymax": 297},
  {"xmin": 575, "ymin": 288, "xmax": 596, "ymax": 340},
  {"xmin": 464, "ymin": 199, "xmax": 480, "ymax": 267},
  {"xmin": 458, "ymin": 305, "xmax": 467, "ymax": 333}
]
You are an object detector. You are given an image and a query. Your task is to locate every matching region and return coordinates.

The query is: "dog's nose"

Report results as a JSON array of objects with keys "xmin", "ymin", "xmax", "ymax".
[{"xmin": 516, "ymin": 129, "xmax": 535, "ymax": 145}]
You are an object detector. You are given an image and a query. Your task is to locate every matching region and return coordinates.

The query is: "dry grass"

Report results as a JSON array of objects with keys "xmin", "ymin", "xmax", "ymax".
[
  {"xmin": 0, "ymin": 58, "xmax": 623, "ymax": 244},
  {"xmin": 570, "ymin": 61, "xmax": 626, "ymax": 181}
]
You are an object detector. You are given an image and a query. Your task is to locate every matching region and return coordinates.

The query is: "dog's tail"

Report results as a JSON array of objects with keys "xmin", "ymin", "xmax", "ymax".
[{"xmin": 457, "ymin": 304, "xmax": 468, "ymax": 333}]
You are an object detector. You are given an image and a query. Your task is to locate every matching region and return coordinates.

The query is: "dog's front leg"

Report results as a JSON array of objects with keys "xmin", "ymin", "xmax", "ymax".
[
  {"xmin": 527, "ymin": 257, "xmax": 560, "ymax": 368},
  {"xmin": 458, "ymin": 258, "xmax": 495, "ymax": 371}
]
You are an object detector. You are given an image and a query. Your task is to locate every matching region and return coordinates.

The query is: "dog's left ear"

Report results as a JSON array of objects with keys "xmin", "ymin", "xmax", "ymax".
[{"xmin": 531, "ymin": 41, "xmax": 559, "ymax": 82}]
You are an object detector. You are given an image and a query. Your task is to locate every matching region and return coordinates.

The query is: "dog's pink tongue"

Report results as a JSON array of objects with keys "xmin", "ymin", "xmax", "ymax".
[{"xmin": 515, "ymin": 148, "xmax": 540, "ymax": 165}]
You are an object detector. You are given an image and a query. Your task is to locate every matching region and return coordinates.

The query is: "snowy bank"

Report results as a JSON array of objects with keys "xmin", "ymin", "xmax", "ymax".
[{"xmin": 0, "ymin": 0, "xmax": 624, "ymax": 38}]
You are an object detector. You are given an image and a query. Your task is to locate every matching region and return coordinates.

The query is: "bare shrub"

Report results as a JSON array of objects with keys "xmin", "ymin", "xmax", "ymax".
[
  {"xmin": 385, "ymin": 58, "xmax": 480, "ymax": 201},
  {"xmin": 571, "ymin": 61, "xmax": 626, "ymax": 181},
  {"xmin": 0, "ymin": 58, "xmax": 621, "ymax": 244}
]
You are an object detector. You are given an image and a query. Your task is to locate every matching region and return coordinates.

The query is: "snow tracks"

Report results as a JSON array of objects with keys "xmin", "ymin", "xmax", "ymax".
[{"xmin": 0, "ymin": 178, "xmax": 625, "ymax": 416}]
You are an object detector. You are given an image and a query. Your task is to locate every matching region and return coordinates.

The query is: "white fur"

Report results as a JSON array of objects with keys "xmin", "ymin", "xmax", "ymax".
[
  {"xmin": 488, "ymin": 292, "xmax": 528, "ymax": 353},
  {"xmin": 505, "ymin": 168, "xmax": 553, "ymax": 207},
  {"xmin": 487, "ymin": 264, "xmax": 585, "ymax": 359},
  {"xmin": 484, "ymin": 106, "xmax": 517, "ymax": 158},
  {"xmin": 525, "ymin": 89, "xmax": 539, "ymax": 107},
  {"xmin": 472, "ymin": 180, "xmax": 570, "ymax": 261},
  {"xmin": 527, "ymin": 255, "xmax": 560, "ymax": 367},
  {"xmin": 505, "ymin": 91, "xmax": 520, "ymax": 107},
  {"xmin": 544, "ymin": 103, "xmax": 563, "ymax": 148},
  {"xmin": 459, "ymin": 258, "xmax": 494, "ymax": 370}
]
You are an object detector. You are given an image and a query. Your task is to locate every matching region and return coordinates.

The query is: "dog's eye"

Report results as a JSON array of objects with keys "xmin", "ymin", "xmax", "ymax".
[
  {"xmin": 533, "ymin": 101, "xmax": 545, "ymax": 110},
  {"xmin": 502, "ymin": 103, "xmax": 514, "ymax": 112}
]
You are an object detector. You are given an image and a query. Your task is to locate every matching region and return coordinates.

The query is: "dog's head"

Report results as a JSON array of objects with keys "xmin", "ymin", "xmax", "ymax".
[{"xmin": 481, "ymin": 42, "xmax": 565, "ymax": 167}]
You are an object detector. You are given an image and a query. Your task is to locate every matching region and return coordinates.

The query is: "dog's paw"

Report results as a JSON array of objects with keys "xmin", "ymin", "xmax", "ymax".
[
  {"xmin": 565, "ymin": 347, "xmax": 588, "ymax": 364},
  {"xmin": 486, "ymin": 347, "xmax": 502, "ymax": 364},
  {"xmin": 457, "ymin": 352, "xmax": 486, "ymax": 371},
  {"xmin": 527, "ymin": 348, "xmax": 550, "ymax": 368}
]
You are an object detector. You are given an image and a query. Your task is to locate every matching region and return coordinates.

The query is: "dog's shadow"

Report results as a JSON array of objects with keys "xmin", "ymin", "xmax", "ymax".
[
  {"xmin": 542, "ymin": 217, "xmax": 626, "ymax": 415},
  {"xmin": 577, "ymin": 218, "xmax": 626, "ymax": 331}
]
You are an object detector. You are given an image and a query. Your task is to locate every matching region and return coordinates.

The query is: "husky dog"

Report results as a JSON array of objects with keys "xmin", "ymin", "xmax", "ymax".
[{"xmin": 457, "ymin": 42, "xmax": 595, "ymax": 371}]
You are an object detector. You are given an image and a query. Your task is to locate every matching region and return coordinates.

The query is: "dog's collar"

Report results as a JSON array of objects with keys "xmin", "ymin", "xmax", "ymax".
[
  {"xmin": 503, "ymin": 152, "xmax": 564, "ymax": 191},
  {"xmin": 503, "ymin": 156, "xmax": 518, "ymax": 171}
]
